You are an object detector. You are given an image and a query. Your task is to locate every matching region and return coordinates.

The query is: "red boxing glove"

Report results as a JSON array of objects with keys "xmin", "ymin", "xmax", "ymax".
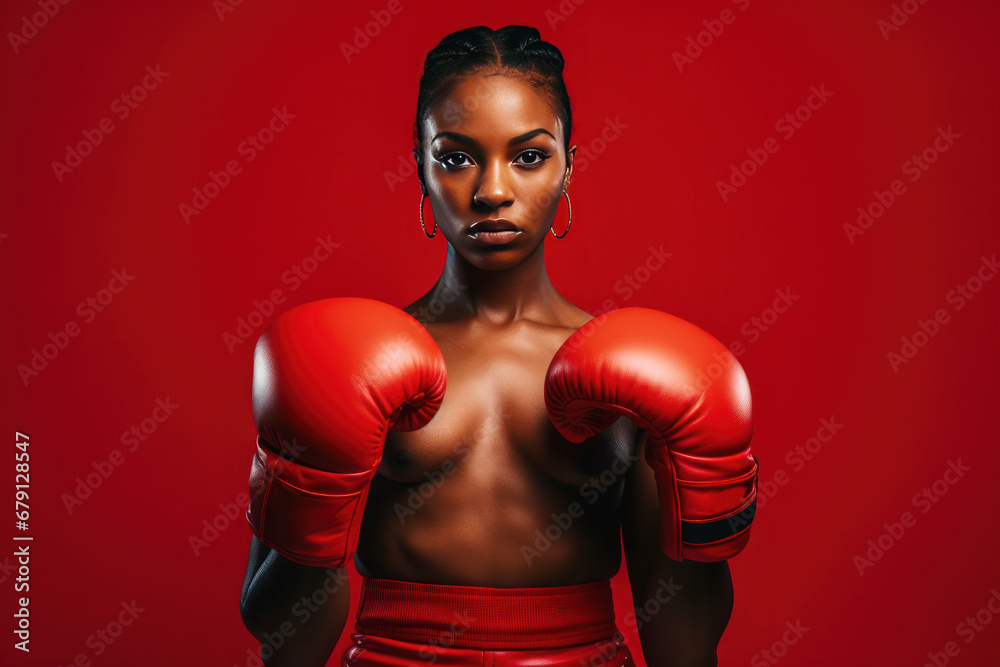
[
  {"xmin": 246, "ymin": 297, "xmax": 446, "ymax": 568},
  {"xmin": 545, "ymin": 308, "xmax": 758, "ymax": 562}
]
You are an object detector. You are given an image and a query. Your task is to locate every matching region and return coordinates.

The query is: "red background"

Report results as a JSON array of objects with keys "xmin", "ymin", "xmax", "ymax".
[{"xmin": 3, "ymin": 0, "xmax": 999, "ymax": 665}]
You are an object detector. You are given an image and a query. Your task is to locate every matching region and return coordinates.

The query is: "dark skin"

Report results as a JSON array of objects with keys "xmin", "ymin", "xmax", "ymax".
[{"xmin": 240, "ymin": 72, "xmax": 733, "ymax": 666}]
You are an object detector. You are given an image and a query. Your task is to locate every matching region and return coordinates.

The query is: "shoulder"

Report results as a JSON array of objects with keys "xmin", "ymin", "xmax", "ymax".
[
  {"xmin": 547, "ymin": 298, "xmax": 595, "ymax": 332},
  {"xmin": 563, "ymin": 303, "xmax": 596, "ymax": 330},
  {"xmin": 400, "ymin": 293, "xmax": 465, "ymax": 328}
]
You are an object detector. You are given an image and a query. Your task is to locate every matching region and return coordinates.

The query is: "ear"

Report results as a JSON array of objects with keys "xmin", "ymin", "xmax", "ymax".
[
  {"xmin": 413, "ymin": 148, "xmax": 428, "ymax": 196},
  {"xmin": 563, "ymin": 144, "xmax": 577, "ymax": 191}
]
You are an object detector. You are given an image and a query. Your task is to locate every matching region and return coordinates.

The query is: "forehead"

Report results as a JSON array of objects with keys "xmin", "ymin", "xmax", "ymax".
[{"xmin": 424, "ymin": 73, "xmax": 561, "ymax": 141}]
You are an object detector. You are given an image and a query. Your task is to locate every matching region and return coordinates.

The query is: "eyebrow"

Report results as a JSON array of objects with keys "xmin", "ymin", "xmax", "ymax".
[{"xmin": 431, "ymin": 128, "xmax": 556, "ymax": 146}]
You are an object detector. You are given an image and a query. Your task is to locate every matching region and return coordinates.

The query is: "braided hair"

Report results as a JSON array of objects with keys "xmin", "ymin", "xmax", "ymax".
[{"xmin": 414, "ymin": 25, "xmax": 573, "ymax": 159}]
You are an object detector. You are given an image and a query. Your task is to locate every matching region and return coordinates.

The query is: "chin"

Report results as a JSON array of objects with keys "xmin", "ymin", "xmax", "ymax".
[
  {"xmin": 465, "ymin": 251, "xmax": 528, "ymax": 271},
  {"xmin": 457, "ymin": 238, "xmax": 543, "ymax": 270}
]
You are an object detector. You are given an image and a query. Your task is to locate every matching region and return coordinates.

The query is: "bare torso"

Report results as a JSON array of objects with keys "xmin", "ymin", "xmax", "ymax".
[{"xmin": 354, "ymin": 296, "xmax": 639, "ymax": 587}]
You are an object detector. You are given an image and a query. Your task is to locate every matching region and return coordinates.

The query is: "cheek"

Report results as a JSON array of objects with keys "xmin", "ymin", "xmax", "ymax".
[
  {"xmin": 519, "ymin": 174, "xmax": 565, "ymax": 219},
  {"xmin": 428, "ymin": 179, "xmax": 466, "ymax": 214}
]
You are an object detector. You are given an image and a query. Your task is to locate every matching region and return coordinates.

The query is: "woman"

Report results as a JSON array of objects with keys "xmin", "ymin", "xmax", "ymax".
[{"xmin": 240, "ymin": 25, "xmax": 757, "ymax": 667}]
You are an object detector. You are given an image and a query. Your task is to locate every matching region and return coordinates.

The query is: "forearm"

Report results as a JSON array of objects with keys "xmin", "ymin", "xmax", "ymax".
[
  {"xmin": 240, "ymin": 536, "xmax": 351, "ymax": 667},
  {"xmin": 627, "ymin": 553, "xmax": 734, "ymax": 667},
  {"xmin": 621, "ymin": 433, "xmax": 736, "ymax": 666}
]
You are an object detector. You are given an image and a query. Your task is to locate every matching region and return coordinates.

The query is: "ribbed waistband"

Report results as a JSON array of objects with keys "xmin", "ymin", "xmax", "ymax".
[{"xmin": 355, "ymin": 576, "xmax": 619, "ymax": 650}]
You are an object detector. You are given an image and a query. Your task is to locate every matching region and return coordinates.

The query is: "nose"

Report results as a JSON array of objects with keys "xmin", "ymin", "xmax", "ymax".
[{"xmin": 473, "ymin": 158, "xmax": 514, "ymax": 209}]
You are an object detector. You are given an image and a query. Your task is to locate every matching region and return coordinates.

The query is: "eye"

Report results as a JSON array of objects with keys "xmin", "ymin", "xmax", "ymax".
[
  {"xmin": 515, "ymin": 149, "xmax": 550, "ymax": 167},
  {"xmin": 436, "ymin": 153, "xmax": 473, "ymax": 169}
]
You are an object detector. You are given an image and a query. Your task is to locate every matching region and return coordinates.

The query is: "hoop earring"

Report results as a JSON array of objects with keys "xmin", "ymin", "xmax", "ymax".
[
  {"xmin": 419, "ymin": 193, "xmax": 437, "ymax": 238},
  {"xmin": 550, "ymin": 190, "xmax": 572, "ymax": 239}
]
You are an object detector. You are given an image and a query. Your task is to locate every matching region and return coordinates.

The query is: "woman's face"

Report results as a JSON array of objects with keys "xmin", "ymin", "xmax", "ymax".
[{"xmin": 417, "ymin": 73, "xmax": 575, "ymax": 270}]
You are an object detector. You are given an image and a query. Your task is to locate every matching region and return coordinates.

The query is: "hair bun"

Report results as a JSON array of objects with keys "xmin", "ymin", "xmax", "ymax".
[
  {"xmin": 497, "ymin": 25, "xmax": 541, "ymax": 50},
  {"xmin": 501, "ymin": 25, "xmax": 564, "ymax": 71}
]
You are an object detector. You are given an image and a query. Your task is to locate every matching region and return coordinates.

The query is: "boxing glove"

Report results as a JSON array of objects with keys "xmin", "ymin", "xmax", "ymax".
[
  {"xmin": 545, "ymin": 308, "xmax": 758, "ymax": 562},
  {"xmin": 246, "ymin": 297, "xmax": 446, "ymax": 568}
]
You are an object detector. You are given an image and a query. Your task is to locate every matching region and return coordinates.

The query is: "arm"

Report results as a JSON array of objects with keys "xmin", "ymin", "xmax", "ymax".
[
  {"xmin": 238, "ymin": 298, "xmax": 447, "ymax": 664},
  {"xmin": 544, "ymin": 308, "xmax": 759, "ymax": 664},
  {"xmin": 545, "ymin": 307, "xmax": 758, "ymax": 562},
  {"xmin": 240, "ymin": 536, "xmax": 350, "ymax": 667},
  {"xmin": 622, "ymin": 430, "xmax": 734, "ymax": 667}
]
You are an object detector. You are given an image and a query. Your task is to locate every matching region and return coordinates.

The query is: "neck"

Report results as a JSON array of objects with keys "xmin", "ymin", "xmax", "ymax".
[{"xmin": 427, "ymin": 240, "xmax": 561, "ymax": 325}]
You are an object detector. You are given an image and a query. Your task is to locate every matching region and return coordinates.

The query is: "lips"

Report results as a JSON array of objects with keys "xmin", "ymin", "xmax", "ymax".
[
  {"xmin": 466, "ymin": 219, "xmax": 523, "ymax": 246},
  {"xmin": 468, "ymin": 219, "xmax": 520, "ymax": 234}
]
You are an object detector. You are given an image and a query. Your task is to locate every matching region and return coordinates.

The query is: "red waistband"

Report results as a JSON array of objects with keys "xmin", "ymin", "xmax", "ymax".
[{"xmin": 355, "ymin": 576, "xmax": 620, "ymax": 650}]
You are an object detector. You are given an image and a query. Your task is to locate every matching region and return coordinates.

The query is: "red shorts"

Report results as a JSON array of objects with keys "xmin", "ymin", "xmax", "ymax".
[{"xmin": 342, "ymin": 577, "xmax": 633, "ymax": 666}]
